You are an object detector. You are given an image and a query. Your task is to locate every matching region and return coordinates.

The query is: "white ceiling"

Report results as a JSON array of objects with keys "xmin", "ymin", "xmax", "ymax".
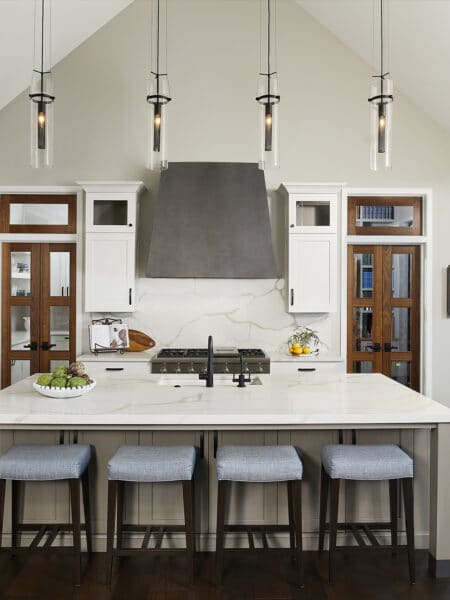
[
  {"xmin": 0, "ymin": 0, "xmax": 133, "ymax": 111},
  {"xmin": 298, "ymin": 0, "xmax": 450, "ymax": 133}
]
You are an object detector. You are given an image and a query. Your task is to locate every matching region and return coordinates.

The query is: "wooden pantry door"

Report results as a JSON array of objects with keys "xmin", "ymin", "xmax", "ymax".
[
  {"xmin": 2, "ymin": 243, "xmax": 76, "ymax": 388},
  {"xmin": 347, "ymin": 245, "xmax": 421, "ymax": 391}
]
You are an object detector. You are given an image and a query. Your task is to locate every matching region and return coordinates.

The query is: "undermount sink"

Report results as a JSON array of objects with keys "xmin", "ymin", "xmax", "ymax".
[{"xmin": 157, "ymin": 375, "xmax": 263, "ymax": 388}]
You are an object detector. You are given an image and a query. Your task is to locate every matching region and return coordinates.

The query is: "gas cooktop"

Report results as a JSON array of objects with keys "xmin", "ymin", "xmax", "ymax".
[{"xmin": 151, "ymin": 347, "xmax": 270, "ymax": 374}]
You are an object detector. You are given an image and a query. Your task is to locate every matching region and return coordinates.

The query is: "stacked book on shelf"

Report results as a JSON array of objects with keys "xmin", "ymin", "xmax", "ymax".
[{"xmin": 358, "ymin": 205, "xmax": 395, "ymax": 220}]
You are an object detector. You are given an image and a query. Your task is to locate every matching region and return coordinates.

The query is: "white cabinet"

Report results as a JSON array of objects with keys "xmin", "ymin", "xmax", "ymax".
[
  {"xmin": 288, "ymin": 234, "xmax": 337, "ymax": 312},
  {"xmin": 280, "ymin": 183, "xmax": 342, "ymax": 314},
  {"xmin": 85, "ymin": 233, "xmax": 135, "ymax": 312},
  {"xmin": 79, "ymin": 181, "xmax": 145, "ymax": 313}
]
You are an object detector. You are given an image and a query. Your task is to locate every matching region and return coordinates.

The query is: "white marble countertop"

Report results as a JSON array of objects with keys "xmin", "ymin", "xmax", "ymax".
[
  {"xmin": 268, "ymin": 351, "xmax": 343, "ymax": 363},
  {"xmin": 0, "ymin": 373, "xmax": 449, "ymax": 429}
]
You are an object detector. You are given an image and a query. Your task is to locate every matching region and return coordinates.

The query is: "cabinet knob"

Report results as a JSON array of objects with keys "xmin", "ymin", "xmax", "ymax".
[{"xmin": 128, "ymin": 223, "xmax": 133, "ymax": 227}]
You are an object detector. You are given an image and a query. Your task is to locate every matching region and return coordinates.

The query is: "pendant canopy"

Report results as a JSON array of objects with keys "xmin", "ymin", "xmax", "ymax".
[
  {"xmin": 29, "ymin": 0, "xmax": 55, "ymax": 169},
  {"xmin": 368, "ymin": 0, "xmax": 393, "ymax": 171},
  {"xmin": 256, "ymin": 0, "xmax": 280, "ymax": 170},
  {"xmin": 147, "ymin": 0, "xmax": 171, "ymax": 171}
]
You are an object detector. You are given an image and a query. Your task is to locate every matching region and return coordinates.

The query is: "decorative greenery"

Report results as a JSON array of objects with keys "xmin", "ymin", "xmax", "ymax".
[{"xmin": 291, "ymin": 326, "xmax": 320, "ymax": 348}]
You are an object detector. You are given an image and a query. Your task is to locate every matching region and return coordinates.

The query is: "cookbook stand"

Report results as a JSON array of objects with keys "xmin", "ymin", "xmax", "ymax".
[{"xmin": 89, "ymin": 317, "xmax": 127, "ymax": 355}]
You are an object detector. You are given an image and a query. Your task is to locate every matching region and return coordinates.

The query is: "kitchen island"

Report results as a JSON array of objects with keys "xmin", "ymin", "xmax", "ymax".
[{"xmin": 0, "ymin": 372, "xmax": 449, "ymax": 577}]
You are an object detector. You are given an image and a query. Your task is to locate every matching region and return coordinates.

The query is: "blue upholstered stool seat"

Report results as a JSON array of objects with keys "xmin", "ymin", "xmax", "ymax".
[
  {"xmin": 0, "ymin": 444, "xmax": 91, "ymax": 481},
  {"xmin": 321, "ymin": 444, "xmax": 413, "ymax": 480},
  {"xmin": 108, "ymin": 446, "xmax": 196, "ymax": 482},
  {"xmin": 216, "ymin": 445, "xmax": 303, "ymax": 482}
]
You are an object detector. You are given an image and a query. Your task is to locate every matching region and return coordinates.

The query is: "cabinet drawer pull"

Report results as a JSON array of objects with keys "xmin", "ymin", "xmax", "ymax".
[
  {"xmin": 129, "ymin": 288, "xmax": 132, "ymax": 305},
  {"xmin": 105, "ymin": 367, "xmax": 124, "ymax": 371},
  {"xmin": 290, "ymin": 288, "xmax": 294, "ymax": 306},
  {"xmin": 298, "ymin": 367, "xmax": 316, "ymax": 372}
]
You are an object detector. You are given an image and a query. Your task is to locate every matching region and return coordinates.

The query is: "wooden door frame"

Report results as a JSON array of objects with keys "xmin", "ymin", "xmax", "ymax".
[{"xmin": 341, "ymin": 188, "xmax": 433, "ymax": 396}]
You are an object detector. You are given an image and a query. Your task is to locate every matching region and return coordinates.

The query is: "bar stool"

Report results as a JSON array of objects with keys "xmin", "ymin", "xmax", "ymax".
[
  {"xmin": 106, "ymin": 445, "xmax": 197, "ymax": 585},
  {"xmin": 0, "ymin": 444, "xmax": 92, "ymax": 586},
  {"xmin": 318, "ymin": 443, "xmax": 415, "ymax": 584},
  {"xmin": 215, "ymin": 445, "xmax": 304, "ymax": 587}
]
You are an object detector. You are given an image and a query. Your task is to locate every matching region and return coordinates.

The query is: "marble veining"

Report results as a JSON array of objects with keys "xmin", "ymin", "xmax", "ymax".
[
  {"xmin": 94, "ymin": 278, "xmax": 339, "ymax": 354},
  {"xmin": 0, "ymin": 373, "xmax": 449, "ymax": 428}
]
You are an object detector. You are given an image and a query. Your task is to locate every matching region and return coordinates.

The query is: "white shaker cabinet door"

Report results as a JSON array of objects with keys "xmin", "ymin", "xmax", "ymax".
[
  {"xmin": 288, "ymin": 234, "xmax": 337, "ymax": 313},
  {"xmin": 85, "ymin": 233, "xmax": 135, "ymax": 312}
]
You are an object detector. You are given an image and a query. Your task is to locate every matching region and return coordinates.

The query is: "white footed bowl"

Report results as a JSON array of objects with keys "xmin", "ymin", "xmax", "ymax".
[{"xmin": 33, "ymin": 379, "xmax": 96, "ymax": 399}]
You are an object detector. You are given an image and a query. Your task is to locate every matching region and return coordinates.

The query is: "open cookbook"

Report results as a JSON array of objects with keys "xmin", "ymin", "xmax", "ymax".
[{"xmin": 89, "ymin": 323, "xmax": 130, "ymax": 353}]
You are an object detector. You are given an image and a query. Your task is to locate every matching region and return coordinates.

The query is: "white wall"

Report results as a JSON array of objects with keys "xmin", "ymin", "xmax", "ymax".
[{"xmin": 0, "ymin": 1, "xmax": 450, "ymax": 401}]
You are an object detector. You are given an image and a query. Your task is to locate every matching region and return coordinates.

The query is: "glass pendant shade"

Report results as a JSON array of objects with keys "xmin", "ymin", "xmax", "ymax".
[
  {"xmin": 30, "ymin": 0, "xmax": 54, "ymax": 169},
  {"xmin": 147, "ymin": 0, "xmax": 171, "ymax": 171},
  {"xmin": 368, "ymin": 0, "xmax": 393, "ymax": 171},
  {"xmin": 256, "ymin": 0, "xmax": 280, "ymax": 170},
  {"xmin": 369, "ymin": 76, "xmax": 393, "ymax": 170}
]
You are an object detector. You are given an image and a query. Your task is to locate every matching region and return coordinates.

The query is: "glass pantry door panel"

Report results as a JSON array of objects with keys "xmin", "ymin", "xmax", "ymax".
[
  {"xmin": 391, "ymin": 307, "xmax": 411, "ymax": 352},
  {"xmin": 392, "ymin": 253, "xmax": 412, "ymax": 298},
  {"xmin": 49, "ymin": 306, "xmax": 70, "ymax": 351},
  {"xmin": 391, "ymin": 361, "xmax": 411, "ymax": 387},
  {"xmin": 353, "ymin": 361, "xmax": 373, "ymax": 373},
  {"xmin": 10, "ymin": 360, "xmax": 30, "ymax": 384},
  {"xmin": 11, "ymin": 251, "xmax": 31, "ymax": 296},
  {"xmin": 50, "ymin": 251, "xmax": 70, "ymax": 296},
  {"xmin": 10, "ymin": 306, "xmax": 31, "ymax": 350},
  {"xmin": 10, "ymin": 203, "xmax": 68, "ymax": 225},
  {"xmin": 353, "ymin": 253, "xmax": 374, "ymax": 298},
  {"xmin": 352, "ymin": 307, "xmax": 374, "ymax": 351}
]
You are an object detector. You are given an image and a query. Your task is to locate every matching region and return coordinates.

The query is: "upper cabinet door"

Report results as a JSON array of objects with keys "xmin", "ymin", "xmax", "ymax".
[
  {"xmin": 85, "ymin": 233, "xmax": 135, "ymax": 312},
  {"xmin": 288, "ymin": 234, "xmax": 337, "ymax": 313},
  {"xmin": 85, "ymin": 193, "xmax": 136, "ymax": 233},
  {"xmin": 288, "ymin": 193, "xmax": 337, "ymax": 234}
]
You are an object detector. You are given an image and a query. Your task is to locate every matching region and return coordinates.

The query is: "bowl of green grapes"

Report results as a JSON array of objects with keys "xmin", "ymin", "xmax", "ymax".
[{"xmin": 33, "ymin": 362, "xmax": 96, "ymax": 398}]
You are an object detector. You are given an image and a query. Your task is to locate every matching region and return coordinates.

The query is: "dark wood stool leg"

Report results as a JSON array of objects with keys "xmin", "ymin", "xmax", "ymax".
[
  {"xmin": 389, "ymin": 479, "xmax": 398, "ymax": 554},
  {"xmin": 216, "ymin": 480, "xmax": 228, "ymax": 585},
  {"xmin": 69, "ymin": 479, "xmax": 82, "ymax": 587},
  {"xmin": 402, "ymin": 478, "xmax": 416, "ymax": 584},
  {"xmin": 291, "ymin": 480, "xmax": 304, "ymax": 588},
  {"xmin": 182, "ymin": 479, "xmax": 195, "ymax": 585},
  {"xmin": 81, "ymin": 469, "xmax": 93, "ymax": 555},
  {"xmin": 0, "ymin": 480, "xmax": 5, "ymax": 549},
  {"xmin": 319, "ymin": 467, "xmax": 329, "ymax": 552},
  {"xmin": 11, "ymin": 480, "xmax": 20, "ymax": 555},
  {"xmin": 328, "ymin": 478, "xmax": 340, "ymax": 584},
  {"xmin": 287, "ymin": 481, "xmax": 296, "ymax": 561},
  {"xmin": 105, "ymin": 480, "xmax": 117, "ymax": 585},
  {"xmin": 116, "ymin": 481, "xmax": 124, "ymax": 551}
]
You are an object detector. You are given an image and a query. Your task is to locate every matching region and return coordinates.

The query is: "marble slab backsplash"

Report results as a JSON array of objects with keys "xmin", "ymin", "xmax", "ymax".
[{"xmin": 97, "ymin": 278, "xmax": 341, "ymax": 355}]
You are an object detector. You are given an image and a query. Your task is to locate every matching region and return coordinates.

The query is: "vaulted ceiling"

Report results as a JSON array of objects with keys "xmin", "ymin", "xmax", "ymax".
[
  {"xmin": 0, "ymin": 0, "xmax": 133, "ymax": 111},
  {"xmin": 1, "ymin": 0, "xmax": 450, "ymax": 137},
  {"xmin": 298, "ymin": 0, "xmax": 450, "ymax": 134}
]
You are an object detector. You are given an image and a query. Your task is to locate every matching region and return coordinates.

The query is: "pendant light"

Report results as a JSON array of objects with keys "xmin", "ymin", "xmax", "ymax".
[
  {"xmin": 147, "ymin": 0, "xmax": 171, "ymax": 171},
  {"xmin": 29, "ymin": 0, "xmax": 55, "ymax": 169},
  {"xmin": 368, "ymin": 0, "xmax": 393, "ymax": 170},
  {"xmin": 256, "ymin": 0, "xmax": 280, "ymax": 170}
]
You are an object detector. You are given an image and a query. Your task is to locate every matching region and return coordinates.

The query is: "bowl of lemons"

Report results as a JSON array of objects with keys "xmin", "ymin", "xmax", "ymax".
[
  {"xmin": 33, "ymin": 362, "xmax": 96, "ymax": 398},
  {"xmin": 288, "ymin": 327, "xmax": 320, "ymax": 357}
]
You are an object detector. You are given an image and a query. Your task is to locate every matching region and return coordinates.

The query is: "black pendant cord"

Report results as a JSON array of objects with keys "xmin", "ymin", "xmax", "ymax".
[
  {"xmin": 40, "ymin": 0, "xmax": 44, "ymax": 97},
  {"xmin": 380, "ymin": 0, "xmax": 384, "ymax": 96},
  {"xmin": 156, "ymin": 0, "xmax": 160, "ymax": 96},
  {"xmin": 267, "ymin": 0, "xmax": 271, "ymax": 97}
]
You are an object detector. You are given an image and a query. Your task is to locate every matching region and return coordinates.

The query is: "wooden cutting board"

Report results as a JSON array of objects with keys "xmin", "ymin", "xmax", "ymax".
[{"xmin": 126, "ymin": 330, "xmax": 156, "ymax": 352}]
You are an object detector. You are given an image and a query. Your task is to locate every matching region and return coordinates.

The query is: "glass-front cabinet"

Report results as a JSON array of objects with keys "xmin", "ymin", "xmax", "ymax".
[
  {"xmin": 0, "ymin": 195, "xmax": 76, "ymax": 233},
  {"xmin": 288, "ymin": 192, "xmax": 337, "ymax": 233},
  {"xmin": 2, "ymin": 243, "xmax": 76, "ymax": 388},
  {"xmin": 85, "ymin": 193, "xmax": 136, "ymax": 234}
]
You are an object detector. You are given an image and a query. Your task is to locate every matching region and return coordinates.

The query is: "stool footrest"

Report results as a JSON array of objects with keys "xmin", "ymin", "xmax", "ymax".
[
  {"xmin": 323, "ymin": 521, "xmax": 407, "ymax": 551},
  {"xmin": 111, "ymin": 523, "xmax": 189, "ymax": 555},
  {"xmin": 6, "ymin": 522, "xmax": 88, "ymax": 552}
]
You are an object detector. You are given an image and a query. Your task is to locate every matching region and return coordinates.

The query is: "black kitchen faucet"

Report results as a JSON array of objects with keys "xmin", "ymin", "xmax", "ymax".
[{"xmin": 199, "ymin": 335, "xmax": 214, "ymax": 387}]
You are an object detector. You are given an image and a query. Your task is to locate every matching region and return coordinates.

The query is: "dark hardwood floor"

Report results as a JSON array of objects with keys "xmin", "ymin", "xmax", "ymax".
[{"xmin": 0, "ymin": 550, "xmax": 448, "ymax": 600}]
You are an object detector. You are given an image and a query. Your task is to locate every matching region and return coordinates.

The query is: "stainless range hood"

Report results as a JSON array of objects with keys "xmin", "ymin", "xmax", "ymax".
[{"xmin": 147, "ymin": 162, "xmax": 278, "ymax": 278}]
